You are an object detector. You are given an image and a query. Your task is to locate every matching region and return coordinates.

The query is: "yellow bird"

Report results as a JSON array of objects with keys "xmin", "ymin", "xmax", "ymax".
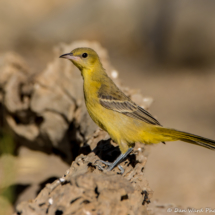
[{"xmin": 60, "ymin": 48, "xmax": 215, "ymax": 173}]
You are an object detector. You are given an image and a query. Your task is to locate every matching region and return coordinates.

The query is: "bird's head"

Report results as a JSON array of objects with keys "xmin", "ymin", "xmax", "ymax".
[{"xmin": 60, "ymin": 47, "xmax": 102, "ymax": 72}]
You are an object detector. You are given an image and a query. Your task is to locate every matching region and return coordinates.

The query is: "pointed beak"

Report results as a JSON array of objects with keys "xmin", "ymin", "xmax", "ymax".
[
  {"xmin": 59, "ymin": 53, "xmax": 80, "ymax": 61},
  {"xmin": 60, "ymin": 53, "xmax": 72, "ymax": 58}
]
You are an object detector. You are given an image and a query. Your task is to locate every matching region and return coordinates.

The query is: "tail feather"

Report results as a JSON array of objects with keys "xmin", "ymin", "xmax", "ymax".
[{"xmin": 157, "ymin": 127, "xmax": 215, "ymax": 150}]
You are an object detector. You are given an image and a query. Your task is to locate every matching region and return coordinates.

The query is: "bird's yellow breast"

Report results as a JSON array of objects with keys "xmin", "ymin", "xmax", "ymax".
[
  {"xmin": 83, "ymin": 71, "xmax": 167, "ymax": 153},
  {"xmin": 84, "ymin": 79, "xmax": 144, "ymax": 149}
]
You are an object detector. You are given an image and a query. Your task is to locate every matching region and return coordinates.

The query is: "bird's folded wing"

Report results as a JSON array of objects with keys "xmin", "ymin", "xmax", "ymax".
[{"xmin": 99, "ymin": 94, "xmax": 161, "ymax": 126}]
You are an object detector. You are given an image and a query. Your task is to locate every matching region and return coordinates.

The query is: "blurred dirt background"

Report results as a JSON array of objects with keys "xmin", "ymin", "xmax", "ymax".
[{"xmin": 1, "ymin": 0, "xmax": 215, "ymax": 214}]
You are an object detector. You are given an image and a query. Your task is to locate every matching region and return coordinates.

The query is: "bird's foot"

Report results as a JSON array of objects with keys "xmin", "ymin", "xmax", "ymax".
[
  {"xmin": 95, "ymin": 160, "xmax": 124, "ymax": 174},
  {"xmin": 95, "ymin": 147, "xmax": 134, "ymax": 175}
]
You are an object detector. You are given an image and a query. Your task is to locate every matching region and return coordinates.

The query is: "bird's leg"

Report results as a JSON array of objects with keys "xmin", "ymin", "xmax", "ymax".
[
  {"xmin": 97, "ymin": 160, "xmax": 124, "ymax": 174},
  {"xmin": 107, "ymin": 147, "xmax": 133, "ymax": 171},
  {"xmin": 96, "ymin": 147, "xmax": 133, "ymax": 174}
]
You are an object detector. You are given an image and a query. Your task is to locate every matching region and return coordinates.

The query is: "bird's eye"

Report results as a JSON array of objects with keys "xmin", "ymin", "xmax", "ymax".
[{"xmin": 82, "ymin": 53, "xmax": 88, "ymax": 58}]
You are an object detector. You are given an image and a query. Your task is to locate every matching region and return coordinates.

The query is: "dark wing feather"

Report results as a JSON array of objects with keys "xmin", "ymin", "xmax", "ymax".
[{"xmin": 99, "ymin": 91, "xmax": 162, "ymax": 126}]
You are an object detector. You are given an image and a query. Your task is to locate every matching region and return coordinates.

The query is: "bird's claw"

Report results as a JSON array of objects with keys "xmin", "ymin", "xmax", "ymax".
[{"xmin": 95, "ymin": 159, "xmax": 124, "ymax": 174}]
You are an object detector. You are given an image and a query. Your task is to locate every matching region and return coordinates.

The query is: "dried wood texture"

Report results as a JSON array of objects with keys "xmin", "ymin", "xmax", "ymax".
[
  {"xmin": 16, "ymin": 132, "xmax": 151, "ymax": 215},
  {"xmin": 15, "ymin": 134, "xmax": 188, "ymax": 215}
]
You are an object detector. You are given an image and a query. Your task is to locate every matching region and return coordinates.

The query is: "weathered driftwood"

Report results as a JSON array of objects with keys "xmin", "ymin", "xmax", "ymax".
[
  {"xmin": 16, "ymin": 133, "xmax": 152, "ymax": 215},
  {"xmin": 0, "ymin": 41, "xmax": 174, "ymax": 215},
  {"xmin": 14, "ymin": 135, "xmax": 186, "ymax": 215}
]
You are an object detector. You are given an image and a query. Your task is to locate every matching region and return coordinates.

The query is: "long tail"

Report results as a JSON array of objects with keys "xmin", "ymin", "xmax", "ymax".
[{"xmin": 156, "ymin": 127, "xmax": 215, "ymax": 150}]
